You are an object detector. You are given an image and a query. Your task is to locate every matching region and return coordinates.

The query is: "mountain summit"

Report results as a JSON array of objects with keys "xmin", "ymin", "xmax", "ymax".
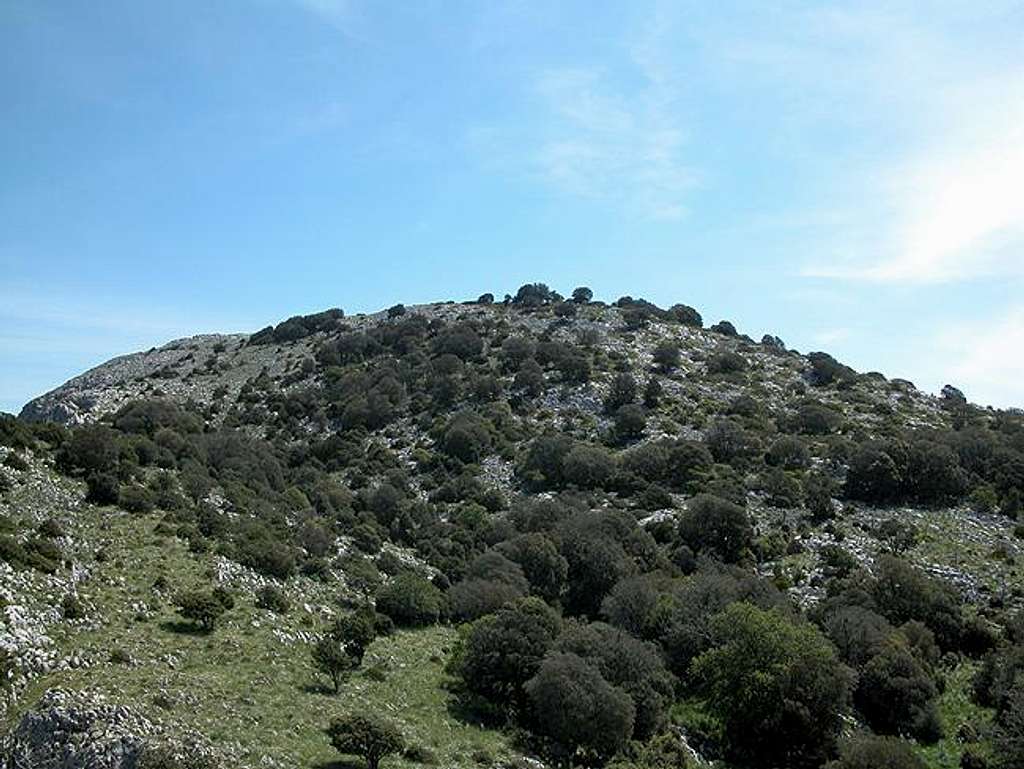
[{"xmin": 2, "ymin": 286, "xmax": 1023, "ymax": 769}]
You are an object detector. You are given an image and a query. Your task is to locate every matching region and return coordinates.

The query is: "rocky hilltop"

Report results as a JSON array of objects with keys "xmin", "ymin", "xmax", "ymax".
[{"xmin": 3, "ymin": 286, "xmax": 1024, "ymax": 769}]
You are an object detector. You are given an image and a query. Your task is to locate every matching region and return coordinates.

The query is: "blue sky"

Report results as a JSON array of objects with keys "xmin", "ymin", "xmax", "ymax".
[{"xmin": 2, "ymin": 0, "xmax": 1023, "ymax": 414}]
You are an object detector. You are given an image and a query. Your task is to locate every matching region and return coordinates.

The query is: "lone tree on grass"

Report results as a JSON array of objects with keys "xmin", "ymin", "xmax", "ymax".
[
  {"xmin": 312, "ymin": 635, "xmax": 357, "ymax": 694},
  {"xmin": 312, "ymin": 608, "xmax": 378, "ymax": 692},
  {"xmin": 174, "ymin": 589, "xmax": 229, "ymax": 632},
  {"xmin": 325, "ymin": 713, "xmax": 404, "ymax": 769}
]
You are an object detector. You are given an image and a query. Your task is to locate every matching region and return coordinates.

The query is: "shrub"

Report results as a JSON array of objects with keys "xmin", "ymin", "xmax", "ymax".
[
  {"xmin": 525, "ymin": 652, "xmax": 635, "ymax": 763},
  {"xmin": 62, "ymin": 593, "xmax": 86, "ymax": 620},
  {"xmin": 557, "ymin": 511, "xmax": 646, "ymax": 617},
  {"xmin": 790, "ymin": 403, "xmax": 842, "ymax": 435},
  {"xmin": 57, "ymin": 425, "xmax": 121, "ymax": 475},
  {"xmin": 332, "ymin": 607, "xmax": 378, "ymax": 662},
  {"xmin": 559, "ymin": 352, "xmax": 591, "ymax": 384},
  {"xmin": 571, "ymin": 287, "xmax": 593, "ymax": 303},
  {"xmin": 871, "ymin": 555, "xmax": 965, "ymax": 651},
  {"xmin": 3, "ymin": 452, "xmax": 28, "ymax": 472},
  {"xmin": 678, "ymin": 494, "xmax": 752, "ymax": 563},
  {"xmin": 992, "ymin": 681, "xmax": 1024, "ymax": 769},
  {"xmin": 496, "ymin": 533, "xmax": 568, "ymax": 603},
  {"xmin": 24, "ymin": 537, "xmax": 62, "ymax": 573},
  {"xmin": 174, "ymin": 589, "xmax": 228, "ymax": 631},
  {"xmin": 562, "ymin": 444, "xmax": 616, "ymax": 490},
  {"xmin": 448, "ymin": 552, "xmax": 530, "ymax": 620},
  {"xmin": 449, "ymin": 579, "xmax": 525, "ymax": 622},
  {"xmin": 652, "ymin": 343, "xmax": 681, "ymax": 373},
  {"xmin": 37, "ymin": 518, "xmax": 65, "ymax": 539},
  {"xmin": 642, "ymin": 378, "xmax": 663, "ymax": 408},
  {"xmin": 707, "ymin": 350, "xmax": 747, "ymax": 375},
  {"xmin": 876, "ymin": 518, "xmax": 918, "ymax": 555},
  {"xmin": 823, "ymin": 605, "xmax": 893, "ymax": 668},
  {"xmin": 845, "ymin": 443, "xmax": 902, "ymax": 504},
  {"xmin": 441, "ymin": 413, "xmax": 492, "ymax": 464},
  {"xmin": 668, "ymin": 304, "xmax": 702, "ymax": 327},
  {"xmin": 804, "ymin": 471, "xmax": 837, "ymax": 521},
  {"xmin": 613, "ymin": 404, "xmax": 647, "ymax": 443},
  {"xmin": 692, "ymin": 603, "xmax": 854, "ymax": 769},
  {"xmin": 855, "ymin": 636, "xmax": 942, "ymax": 742},
  {"xmin": 255, "ymin": 585, "xmax": 291, "ymax": 614},
  {"xmin": 375, "ymin": 573, "xmax": 443, "ymax": 626},
  {"xmin": 604, "ymin": 373, "xmax": 638, "ymax": 413},
  {"xmin": 766, "ymin": 436, "xmax": 810, "ymax": 470},
  {"xmin": 312, "ymin": 635, "xmax": 357, "ymax": 693},
  {"xmin": 119, "ymin": 485, "xmax": 155, "ymax": 514},
  {"xmin": 824, "ymin": 734, "xmax": 926, "ymax": 769},
  {"xmin": 85, "ymin": 471, "xmax": 121, "ymax": 505},
  {"xmin": 325, "ymin": 713, "xmax": 404, "ymax": 769},
  {"xmin": 513, "ymin": 360, "xmax": 545, "ymax": 396},
  {"xmin": 601, "ymin": 574, "xmax": 665, "ymax": 641},
  {"xmin": 807, "ymin": 352, "xmax": 857, "ymax": 387},
  {"xmin": 517, "ymin": 434, "xmax": 574, "ymax": 490},
  {"xmin": 555, "ymin": 620, "xmax": 675, "ymax": 739},
  {"xmin": 514, "ymin": 283, "xmax": 556, "ymax": 307},
  {"xmin": 450, "ymin": 597, "xmax": 561, "ymax": 714},
  {"xmin": 352, "ymin": 523, "xmax": 383, "ymax": 554},
  {"xmin": 237, "ymin": 535, "xmax": 296, "ymax": 578},
  {"xmin": 705, "ymin": 419, "xmax": 760, "ymax": 465}
]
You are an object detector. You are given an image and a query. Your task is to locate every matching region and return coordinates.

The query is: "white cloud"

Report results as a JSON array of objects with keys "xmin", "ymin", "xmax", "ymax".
[
  {"xmin": 811, "ymin": 328, "xmax": 853, "ymax": 345},
  {"xmin": 470, "ymin": 5, "xmax": 697, "ymax": 222},
  {"xmin": 806, "ymin": 80, "xmax": 1024, "ymax": 283},
  {"xmin": 291, "ymin": 0, "xmax": 361, "ymax": 38},
  {"xmin": 530, "ymin": 67, "xmax": 697, "ymax": 219},
  {"xmin": 771, "ymin": 8, "xmax": 1024, "ymax": 284},
  {"xmin": 933, "ymin": 305, "xmax": 1024, "ymax": 408}
]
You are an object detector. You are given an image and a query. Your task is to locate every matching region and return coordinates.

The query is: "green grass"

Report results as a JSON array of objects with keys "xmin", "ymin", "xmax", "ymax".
[
  {"xmin": 6, "ymin": 507, "xmax": 514, "ymax": 769},
  {"xmin": 916, "ymin": 661, "xmax": 993, "ymax": 769}
]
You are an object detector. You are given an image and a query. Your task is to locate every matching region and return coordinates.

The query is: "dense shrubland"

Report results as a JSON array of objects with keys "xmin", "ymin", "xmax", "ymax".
[{"xmin": 4, "ymin": 285, "xmax": 1024, "ymax": 768}]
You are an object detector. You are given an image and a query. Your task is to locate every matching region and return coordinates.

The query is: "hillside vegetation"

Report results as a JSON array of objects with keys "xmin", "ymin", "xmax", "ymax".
[{"xmin": 3, "ymin": 285, "xmax": 1024, "ymax": 769}]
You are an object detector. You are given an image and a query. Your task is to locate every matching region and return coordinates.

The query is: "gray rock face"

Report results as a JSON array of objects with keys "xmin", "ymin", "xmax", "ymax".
[
  {"xmin": 19, "ymin": 334, "xmax": 247, "ymax": 426},
  {"xmin": 0, "ymin": 689, "xmax": 225, "ymax": 769},
  {"xmin": 1, "ymin": 689, "xmax": 149, "ymax": 769}
]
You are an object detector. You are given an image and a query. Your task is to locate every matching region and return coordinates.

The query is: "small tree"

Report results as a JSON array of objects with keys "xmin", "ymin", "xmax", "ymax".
[
  {"xmin": 643, "ymin": 378, "xmax": 663, "ymax": 408},
  {"xmin": 876, "ymin": 518, "xmax": 918, "ymax": 555},
  {"xmin": 525, "ymin": 651, "xmax": 635, "ymax": 763},
  {"xmin": 375, "ymin": 573, "xmax": 444, "ymax": 626},
  {"xmin": 326, "ymin": 713, "xmax": 404, "ymax": 769},
  {"xmin": 571, "ymin": 286, "xmax": 594, "ymax": 304},
  {"xmin": 652, "ymin": 343, "xmax": 681, "ymax": 373},
  {"xmin": 604, "ymin": 373, "xmax": 638, "ymax": 414},
  {"xmin": 175, "ymin": 589, "xmax": 228, "ymax": 632},
  {"xmin": 692, "ymin": 602, "xmax": 853, "ymax": 768},
  {"xmin": 824, "ymin": 734, "xmax": 926, "ymax": 769},
  {"xmin": 613, "ymin": 404, "xmax": 647, "ymax": 443},
  {"xmin": 678, "ymin": 494, "xmax": 752, "ymax": 563},
  {"xmin": 86, "ymin": 471, "xmax": 120, "ymax": 505},
  {"xmin": 331, "ymin": 607, "xmax": 378, "ymax": 664},
  {"xmin": 855, "ymin": 637, "xmax": 941, "ymax": 742},
  {"xmin": 312, "ymin": 635, "xmax": 357, "ymax": 693}
]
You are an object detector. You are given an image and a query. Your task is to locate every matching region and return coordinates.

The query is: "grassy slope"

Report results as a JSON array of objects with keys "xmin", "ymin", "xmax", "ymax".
[
  {"xmin": 5, "ymin": 497, "xmax": 513, "ymax": 769},
  {"xmin": 917, "ymin": 661, "xmax": 993, "ymax": 769}
]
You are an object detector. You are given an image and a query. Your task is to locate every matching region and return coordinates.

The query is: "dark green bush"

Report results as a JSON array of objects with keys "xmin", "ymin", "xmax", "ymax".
[
  {"xmin": 375, "ymin": 573, "xmax": 444, "ymax": 626},
  {"xmin": 678, "ymin": 494, "xmax": 752, "ymax": 563},
  {"xmin": 256, "ymin": 584, "xmax": 291, "ymax": 614}
]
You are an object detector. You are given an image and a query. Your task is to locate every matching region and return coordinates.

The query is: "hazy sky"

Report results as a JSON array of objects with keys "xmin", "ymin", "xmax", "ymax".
[{"xmin": 2, "ymin": 1, "xmax": 1023, "ymax": 414}]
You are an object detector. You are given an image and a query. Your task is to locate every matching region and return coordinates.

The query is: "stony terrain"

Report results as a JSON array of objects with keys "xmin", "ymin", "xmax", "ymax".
[{"xmin": 3, "ymin": 293, "xmax": 1022, "ymax": 769}]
